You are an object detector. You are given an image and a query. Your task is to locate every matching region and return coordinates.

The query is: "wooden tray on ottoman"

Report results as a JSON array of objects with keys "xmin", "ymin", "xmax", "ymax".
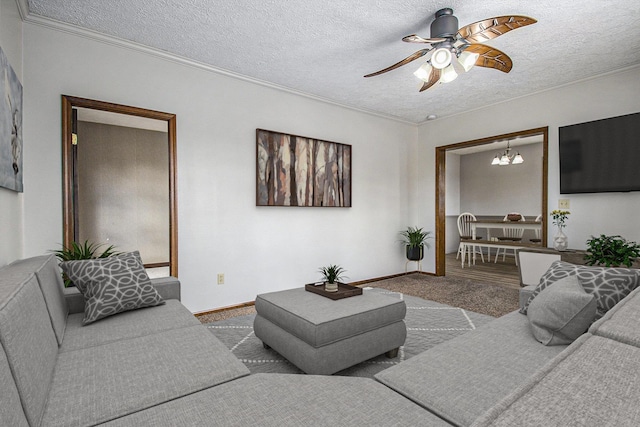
[{"xmin": 304, "ymin": 282, "xmax": 363, "ymax": 300}]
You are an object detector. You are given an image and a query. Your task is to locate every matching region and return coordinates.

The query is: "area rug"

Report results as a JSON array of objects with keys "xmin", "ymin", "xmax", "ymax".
[{"xmin": 205, "ymin": 288, "xmax": 495, "ymax": 379}]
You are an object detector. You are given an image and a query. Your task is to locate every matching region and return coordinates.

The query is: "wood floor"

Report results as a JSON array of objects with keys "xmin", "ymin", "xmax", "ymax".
[{"xmin": 444, "ymin": 251, "xmax": 521, "ymax": 290}]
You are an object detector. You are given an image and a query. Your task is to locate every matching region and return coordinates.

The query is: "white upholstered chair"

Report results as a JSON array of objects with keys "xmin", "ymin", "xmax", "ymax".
[{"xmin": 457, "ymin": 212, "xmax": 484, "ymax": 265}]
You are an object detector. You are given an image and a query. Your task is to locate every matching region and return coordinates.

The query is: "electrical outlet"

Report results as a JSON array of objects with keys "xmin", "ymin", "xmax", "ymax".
[
  {"xmin": 217, "ymin": 273, "xmax": 224, "ymax": 285},
  {"xmin": 558, "ymin": 199, "xmax": 570, "ymax": 209}
]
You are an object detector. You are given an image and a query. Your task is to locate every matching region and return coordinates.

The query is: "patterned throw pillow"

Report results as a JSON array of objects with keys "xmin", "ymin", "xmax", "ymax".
[
  {"xmin": 521, "ymin": 260, "xmax": 640, "ymax": 319},
  {"xmin": 60, "ymin": 251, "xmax": 164, "ymax": 325}
]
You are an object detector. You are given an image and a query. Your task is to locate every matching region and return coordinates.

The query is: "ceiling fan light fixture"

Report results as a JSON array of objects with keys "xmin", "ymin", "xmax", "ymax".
[
  {"xmin": 458, "ymin": 51, "xmax": 479, "ymax": 72},
  {"xmin": 413, "ymin": 62, "xmax": 433, "ymax": 82},
  {"xmin": 431, "ymin": 48, "xmax": 452, "ymax": 69},
  {"xmin": 440, "ymin": 64, "xmax": 458, "ymax": 83}
]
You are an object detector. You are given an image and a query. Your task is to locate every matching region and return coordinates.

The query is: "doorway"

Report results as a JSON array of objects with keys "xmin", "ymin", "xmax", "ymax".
[
  {"xmin": 435, "ymin": 127, "xmax": 549, "ymax": 276},
  {"xmin": 61, "ymin": 96, "xmax": 178, "ymax": 277}
]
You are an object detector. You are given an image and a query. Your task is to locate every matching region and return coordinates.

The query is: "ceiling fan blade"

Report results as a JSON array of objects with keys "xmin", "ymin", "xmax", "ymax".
[
  {"xmin": 463, "ymin": 44, "xmax": 513, "ymax": 73},
  {"xmin": 402, "ymin": 34, "xmax": 447, "ymax": 44},
  {"xmin": 419, "ymin": 68, "xmax": 442, "ymax": 92},
  {"xmin": 457, "ymin": 16, "xmax": 537, "ymax": 43},
  {"xmin": 364, "ymin": 48, "xmax": 432, "ymax": 78}
]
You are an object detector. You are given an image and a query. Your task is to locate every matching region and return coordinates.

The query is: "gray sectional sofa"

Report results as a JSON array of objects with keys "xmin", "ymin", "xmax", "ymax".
[{"xmin": 2, "ymin": 254, "xmax": 639, "ymax": 426}]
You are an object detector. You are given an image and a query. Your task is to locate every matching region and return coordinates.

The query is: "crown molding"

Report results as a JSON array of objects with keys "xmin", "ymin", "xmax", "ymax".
[{"xmin": 16, "ymin": 3, "xmax": 417, "ymax": 126}]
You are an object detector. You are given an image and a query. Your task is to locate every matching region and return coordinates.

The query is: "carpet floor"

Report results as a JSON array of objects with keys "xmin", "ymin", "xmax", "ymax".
[
  {"xmin": 203, "ymin": 287, "xmax": 498, "ymax": 378},
  {"xmin": 196, "ymin": 272, "xmax": 520, "ymax": 323}
]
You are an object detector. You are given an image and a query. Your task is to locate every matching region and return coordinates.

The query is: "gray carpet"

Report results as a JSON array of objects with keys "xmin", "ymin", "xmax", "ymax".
[{"xmin": 205, "ymin": 287, "xmax": 495, "ymax": 378}]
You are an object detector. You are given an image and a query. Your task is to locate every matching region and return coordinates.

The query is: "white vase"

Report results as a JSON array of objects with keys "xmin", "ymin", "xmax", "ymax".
[{"xmin": 553, "ymin": 228, "xmax": 568, "ymax": 251}]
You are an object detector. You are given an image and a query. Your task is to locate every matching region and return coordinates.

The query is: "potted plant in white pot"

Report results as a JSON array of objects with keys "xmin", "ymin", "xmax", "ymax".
[
  {"xmin": 318, "ymin": 264, "xmax": 347, "ymax": 293},
  {"xmin": 399, "ymin": 226, "xmax": 432, "ymax": 261}
]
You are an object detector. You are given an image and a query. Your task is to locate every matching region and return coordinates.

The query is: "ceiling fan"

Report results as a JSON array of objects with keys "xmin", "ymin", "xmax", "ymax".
[{"xmin": 364, "ymin": 8, "xmax": 536, "ymax": 91}]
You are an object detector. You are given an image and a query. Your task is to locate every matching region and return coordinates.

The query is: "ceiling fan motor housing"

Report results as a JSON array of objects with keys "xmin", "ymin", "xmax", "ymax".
[{"xmin": 430, "ymin": 8, "xmax": 458, "ymax": 39}]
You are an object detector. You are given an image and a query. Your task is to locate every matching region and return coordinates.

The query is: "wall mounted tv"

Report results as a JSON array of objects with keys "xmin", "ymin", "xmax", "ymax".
[{"xmin": 559, "ymin": 112, "xmax": 640, "ymax": 194}]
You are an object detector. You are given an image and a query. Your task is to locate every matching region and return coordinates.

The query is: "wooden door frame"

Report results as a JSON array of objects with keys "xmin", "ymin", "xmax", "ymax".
[
  {"xmin": 434, "ymin": 127, "xmax": 549, "ymax": 276},
  {"xmin": 61, "ymin": 95, "xmax": 179, "ymax": 277}
]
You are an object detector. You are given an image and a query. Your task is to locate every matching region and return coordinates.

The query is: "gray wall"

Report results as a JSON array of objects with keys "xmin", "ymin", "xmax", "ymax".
[
  {"xmin": 460, "ymin": 142, "xmax": 543, "ymax": 218},
  {"xmin": 77, "ymin": 121, "xmax": 169, "ymax": 265}
]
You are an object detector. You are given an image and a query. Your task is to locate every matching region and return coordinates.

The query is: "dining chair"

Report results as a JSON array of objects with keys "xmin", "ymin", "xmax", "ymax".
[
  {"xmin": 495, "ymin": 213, "xmax": 526, "ymax": 265},
  {"xmin": 529, "ymin": 214, "xmax": 542, "ymax": 244},
  {"xmin": 457, "ymin": 212, "xmax": 485, "ymax": 265}
]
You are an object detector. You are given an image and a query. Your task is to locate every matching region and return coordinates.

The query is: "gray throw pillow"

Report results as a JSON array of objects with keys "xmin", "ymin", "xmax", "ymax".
[
  {"xmin": 527, "ymin": 275, "xmax": 597, "ymax": 346},
  {"xmin": 520, "ymin": 260, "xmax": 640, "ymax": 319},
  {"xmin": 60, "ymin": 251, "xmax": 164, "ymax": 325}
]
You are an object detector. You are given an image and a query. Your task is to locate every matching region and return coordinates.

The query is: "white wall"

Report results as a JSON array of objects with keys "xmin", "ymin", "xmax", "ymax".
[
  {"xmin": 415, "ymin": 66, "xmax": 640, "ymax": 270},
  {"xmin": 22, "ymin": 23, "xmax": 415, "ymax": 312},
  {"xmin": 0, "ymin": 0, "xmax": 23, "ymax": 266}
]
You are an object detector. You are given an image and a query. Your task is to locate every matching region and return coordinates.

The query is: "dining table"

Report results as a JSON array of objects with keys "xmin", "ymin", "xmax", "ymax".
[{"xmin": 470, "ymin": 219, "xmax": 542, "ymax": 241}]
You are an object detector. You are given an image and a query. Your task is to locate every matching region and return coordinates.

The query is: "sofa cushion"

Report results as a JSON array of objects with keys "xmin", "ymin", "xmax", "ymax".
[
  {"xmin": 521, "ymin": 260, "xmax": 640, "ymax": 319},
  {"xmin": 375, "ymin": 311, "xmax": 566, "ymax": 426},
  {"xmin": 60, "ymin": 251, "xmax": 165, "ymax": 325},
  {"xmin": 60, "ymin": 299, "xmax": 201, "ymax": 352},
  {"xmin": 99, "ymin": 373, "xmax": 449, "ymax": 427},
  {"xmin": 9, "ymin": 255, "xmax": 68, "ymax": 345},
  {"xmin": 527, "ymin": 275, "xmax": 597, "ymax": 345},
  {"xmin": 42, "ymin": 325, "xmax": 250, "ymax": 427},
  {"xmin": 471, "ymin": 334, "xmax": 640, "ymax": 427},
  {"xmin": 589, "ymin": 284, "xmax": 640, "ymax": 348},
  {"xmin": 0, "ymin": 343, "xmax": 29, "ymax": 427},
  {"xmin": 0, "ymin": 274, "xmax": 58, "ymax": 427}
]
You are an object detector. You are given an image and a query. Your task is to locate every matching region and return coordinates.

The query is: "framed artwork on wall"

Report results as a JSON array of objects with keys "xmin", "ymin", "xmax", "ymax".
[
  {"xmin": 256, "ymin": 129, "xmax": 351, "ymax": 207},
  {"xmin": 0, "ymin": 45, "xmax": 23, "ymax": 192}
]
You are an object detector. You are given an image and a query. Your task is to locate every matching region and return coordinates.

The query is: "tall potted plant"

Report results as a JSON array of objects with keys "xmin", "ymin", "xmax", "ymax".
[
  {"xmin": 399, "ymin": 227, "xmax": 432, "ymax": 261},
  {"xmin": 584, "ymin": 235, "xmax": 640, "ymax": 268}
]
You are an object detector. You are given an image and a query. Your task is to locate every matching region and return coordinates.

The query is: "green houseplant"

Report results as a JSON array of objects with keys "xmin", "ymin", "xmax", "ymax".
[
  {"xmin": 51, "ymin": 240, "xmax": 119, "ymax": 287},
  {"xmin": 399, "ymin": 226, "xmax": 432, "ymax": 261},
  {"xmin": 584, "ymin": 235, "xmax": 640, "ymax": 268},
  {"xmin": 318, "ymin": 264, "xmax": 347, "ymax": 293}
]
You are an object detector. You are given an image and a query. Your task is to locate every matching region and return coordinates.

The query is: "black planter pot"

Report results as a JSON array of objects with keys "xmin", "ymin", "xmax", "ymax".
[{"xmin": 406, "ymin": 245, "xmax": 424, "ymax": 261}]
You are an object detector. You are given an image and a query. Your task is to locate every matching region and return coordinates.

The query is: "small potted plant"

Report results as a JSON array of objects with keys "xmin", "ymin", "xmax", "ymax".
[
  {"xmin": 399, "ymin": 226, "xmax": 432, "ymax": 261},
  {"xmin": 51, "ymin": 240, "xmax": 119, "ymax": 287},
  {"xmin": 584, "ymin": 235, "xmax": 640, "ymax": 268},
  {"xmin": 318, "ymin": 264, "xmax": 347, "ymax": 293}
]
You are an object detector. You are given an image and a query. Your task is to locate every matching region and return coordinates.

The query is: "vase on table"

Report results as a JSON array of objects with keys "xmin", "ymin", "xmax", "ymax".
[{"xmin": 553, "ymin": 228, "xmax": 568, "ymax": 251}]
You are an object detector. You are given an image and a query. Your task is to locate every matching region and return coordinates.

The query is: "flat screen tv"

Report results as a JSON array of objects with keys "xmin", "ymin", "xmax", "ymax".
[{"xmin": 559, "ymin": 112, "xmax": 640, "ymax": 194}]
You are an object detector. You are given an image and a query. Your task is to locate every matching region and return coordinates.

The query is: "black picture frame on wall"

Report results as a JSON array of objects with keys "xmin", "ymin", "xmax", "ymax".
[{"xmin": 256, "ymin": 129, "xmax": 351, "ymax": 207}]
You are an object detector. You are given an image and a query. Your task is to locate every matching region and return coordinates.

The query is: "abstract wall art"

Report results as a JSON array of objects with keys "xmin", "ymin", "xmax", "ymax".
[
  {"xmin": 0, "ymin": 45, "xmax": 23, "ymax": 192},
  {"xmin": 256, "ymin": 129, "xmax": 351, "ymax": 207}
]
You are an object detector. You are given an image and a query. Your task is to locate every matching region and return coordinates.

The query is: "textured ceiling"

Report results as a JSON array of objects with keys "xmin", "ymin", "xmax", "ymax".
[{"xmin": 25, "ymin": 0, "xmax": 640, "ymax": 124}]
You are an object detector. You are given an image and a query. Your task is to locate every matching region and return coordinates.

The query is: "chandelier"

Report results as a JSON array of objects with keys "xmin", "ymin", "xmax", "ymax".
[{"xmin": 491, "ymin": 140, "xmax": 523, "ymax": 166}]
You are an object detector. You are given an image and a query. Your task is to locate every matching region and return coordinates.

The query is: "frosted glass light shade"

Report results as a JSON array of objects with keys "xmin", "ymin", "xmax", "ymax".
[
  {"xmin": 499, "ymin": 154, "xmax": 510, "ymax": 165},
  {"xmin": 440, "ymin": 64, "xmax": 458, "ymax": 83},
  {"xmin": 431, "ymin": 48, "xmax": 452, "ymax": 69},
  {"xmin": 491, "ymin": 155, "xmax": 501, "ymax": 165},
  {"xmin": 458, "ymin": 51, "xmax": 479, "ymax": 72},
  {"xmin": 512, "ymin": 153, "xmax": 524, "ymax": 164},
  {"xmin": 413, "ymin": 62, "xmax": 433, "ymax": 82}
]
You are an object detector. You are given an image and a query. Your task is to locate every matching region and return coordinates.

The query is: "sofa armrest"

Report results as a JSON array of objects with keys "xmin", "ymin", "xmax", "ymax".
[
  {"xmin": 519, "ymin": 285, "xmax": 537, "ymax": 309},
  {"xmin": 63, "ymin": 276, "xmax": 181, "ymax": 314}
]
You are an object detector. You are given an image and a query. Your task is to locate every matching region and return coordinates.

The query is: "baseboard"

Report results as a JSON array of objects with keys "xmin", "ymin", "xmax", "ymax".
[{"xmin": 193, "ymin": 270, "xmax": 436, "ymax": 317}]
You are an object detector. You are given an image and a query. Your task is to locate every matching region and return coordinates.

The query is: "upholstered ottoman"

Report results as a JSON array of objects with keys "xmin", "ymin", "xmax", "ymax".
[{"xmin": 253, "ymin": 287, "xmax": 407, "ymax": 375}]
